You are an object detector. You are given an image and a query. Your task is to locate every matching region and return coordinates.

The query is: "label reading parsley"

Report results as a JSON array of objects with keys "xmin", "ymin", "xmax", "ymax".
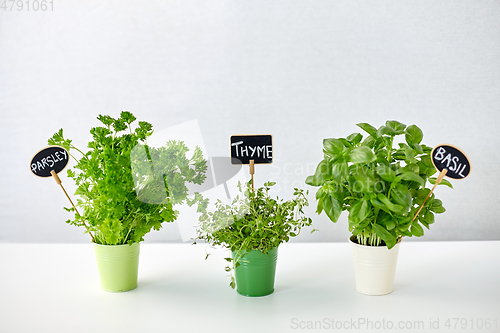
[
  {"xmin": 230, "ymin": 135, "xmax": 273, "ymax": 165},
  {"xmin": 30, "ymin": 146, "xmax": 69, "ymax": 177},
  {"xmin": 431, "ymin": 144, "xmax": 471, "ymax": 179}
]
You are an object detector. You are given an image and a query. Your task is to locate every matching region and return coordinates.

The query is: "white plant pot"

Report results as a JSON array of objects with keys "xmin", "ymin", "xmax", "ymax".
[{"xmin": 349, "ymin": 235, "xmax": 401, "ymax": 296}]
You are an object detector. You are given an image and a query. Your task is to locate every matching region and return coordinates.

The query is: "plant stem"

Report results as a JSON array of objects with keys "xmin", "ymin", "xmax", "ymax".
[{"xmin": 387, "ymin": 136, "xmax": 394, "ymax": 163}]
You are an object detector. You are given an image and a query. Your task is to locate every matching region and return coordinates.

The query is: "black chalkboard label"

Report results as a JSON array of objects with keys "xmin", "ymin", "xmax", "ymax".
[
  {"xmin": 30, "ymin": 146, "xmax": 70, "ymax": 178},
  {"xmin": 431, "ymin": 144, "xmax": 470, "ymax": 179},
  {"xmin": 230, "ymin": 135, "xmax": 273, "ymax": 165}
]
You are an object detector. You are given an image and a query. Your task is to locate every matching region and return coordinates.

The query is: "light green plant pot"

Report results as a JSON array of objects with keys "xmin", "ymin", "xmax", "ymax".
[
  {"xmin": 232, "ymin": 247, "xmax": 278, "ymax": 297},
  {"xmin": 93, "ymin": 242, "xmax": 140, "ymax": 292}
]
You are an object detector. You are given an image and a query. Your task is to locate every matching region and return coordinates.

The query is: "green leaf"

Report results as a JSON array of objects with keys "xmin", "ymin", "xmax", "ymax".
[
  {"xmin": 377, "ymin": 126, "xmax": 396, "ymax": 137},
  {"xmin": 376, "ymin": 164, "xmax": 396, "ymax": 182},
  {"xmin": 315, "ymin": 194, "xmax": 324, "ymax": 215},
  {"xmin": 349, "ymin": 199, "xmax": 370, "ymax": 223},
  {"xmin": 305, "ymin": 175, "xmax": 317, "ymax": 186},
  {"xmin": 351, "ymin": 166, "xmax": 376, "ymax": 194},
  {"xmin": 415, "ymin": 188, "xmax": 432, "ymax": 205},
  {"xmin": 377, "ymin": 193, "xmax": 403, "ymax": 212},
  {"xmin": 305, "ymin": 159, "xmax": 331, "ymax": 186},
  {"xmin": 370, "ymin": 198, "xmax": 390, "ymax": 213},
  {"xmin": 399, "ymin": 143, "xmax": 415, "ymax": 162},
  {"xmin": 429, "ymin": 198, "xmax": 446, "ymax": 214},
  {"xmin": 361, "ymin": 135, "xmax": 377, "ymax": 148},
  {"xmin": 429, "ymin": 177, "xmax": 453, "ymax": 189},
  {"xmin": 322, "ymin": 195, "xmax": 342, "ymax": 222},
  {"xmin": 356, "ymin": 123, "xmax": 378, "ymax": 137},
  {"xmin": 377, "ymin": 211, "xmax": 396, "ymax": 230},
  {"xmin": 413, "ymin": 143, "xmax": 423, "ymax": 154},
  {"xmin": 405, "ymin": 125, "xmax": 423, "ymax": 145},
  {"xmin": 390, "ymin": 185, "xmax": 412, "ymax": 214},
  {"xmin": 399, "ymin": 171, "xmax": 425, "ymax": 186},
  {"xmin": 350, "ymin": 146, "xmax": 376, "ymax": 164},
  {"xmin": 323, "ymin": 138, "xmax": 344, "ymax": 157},
  {"xmin": 410, "ymin": 223, "xmax": 424, "ymax": 237},
  {"xmin": 420, "ymin": 154, "xmax": 434, "ymax": 168},
  {"xmin": 112, "ymin": 118, "xmax": 127, "ymax": 132},
  {"xmin": 372, "ymin": 223, "xmax": 397, "ymax": 249},
  {"xmin": 332, "ymin": 162, "xmax": 348, "ymax": 184},
  {"xmin": 97, "ymin": 115, "xmax": 114, "ymax": 127},
  {"xmin": 419, "ymin": 211, "xmax": 435, "ymax": 228},
  {"xmin": 120, "ymin": 111, "xmax": 136, "ymax": 124},
  {"xmin": 100, "ymin": 218, "xmax": 124, "ymax": 245},
  {"xmin": 405, "ymin": 163, "xmax": 419, "ymax": 174},
  {"xmin": 386, "ymin": 120, "xmax": 406, "ymax": 132},
  {"xmin": 315, "ymin": 186, "xmax": 325, "ymax": 201},
  {"xmin": 338, "ymin": 138, "xmax": 353, "ymax": 148},
  {"xmin": 346, "ymin": 133, "xmax": 363, "ymax": 145}
]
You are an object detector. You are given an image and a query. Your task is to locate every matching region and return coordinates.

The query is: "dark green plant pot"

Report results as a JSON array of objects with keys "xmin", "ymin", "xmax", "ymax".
[{"xmin": 231, "ymin": 247, "xmax": 278, "ymax": 297}]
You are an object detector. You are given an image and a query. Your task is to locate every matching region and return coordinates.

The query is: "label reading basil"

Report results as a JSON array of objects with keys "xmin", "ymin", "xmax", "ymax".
[
  {"xmin": 431, "ymin": 144, "xmax": 470, "ymax": 179},
  {"xmin": 230, "ymin": 135, "xmax": 273, "ymax": 165},
  {"xmin": 30, "ymin": 146, "xmax": 70, "ymax": 177}
]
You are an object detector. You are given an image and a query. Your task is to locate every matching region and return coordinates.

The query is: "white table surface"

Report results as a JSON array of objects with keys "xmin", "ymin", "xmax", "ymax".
[{"xmin": 1, "ymin": 241, "xmax": 499, "ymax": 333}]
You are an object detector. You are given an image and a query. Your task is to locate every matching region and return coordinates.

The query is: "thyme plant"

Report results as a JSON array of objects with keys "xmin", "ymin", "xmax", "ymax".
[{"xmin": 196, "ymin": 180, "xmax": 314, "ymax": 288}]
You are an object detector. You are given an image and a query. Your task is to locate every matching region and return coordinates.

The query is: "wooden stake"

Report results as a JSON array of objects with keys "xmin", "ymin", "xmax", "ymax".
[
  {"xmin": 249, "ymin": 159, "xmax": 255, "ymax": 190},
  {"xmin": 51, "ymin": 170, "xmax": 96, "ymax": 243},
  {"xmin": 412, "ymin": 168, "xmax": 448, "ymax": 222}
]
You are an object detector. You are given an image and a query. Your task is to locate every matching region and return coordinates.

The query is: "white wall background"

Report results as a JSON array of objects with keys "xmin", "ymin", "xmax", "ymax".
[{"xmin": 1, "ymin": 0, "xmax": 499, "ymax": 243}]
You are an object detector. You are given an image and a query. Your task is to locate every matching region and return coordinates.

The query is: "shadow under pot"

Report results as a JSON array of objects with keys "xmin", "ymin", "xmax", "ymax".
[
  {"xmin": 231, "ymin": 247, "xmax": 278, "ymax": 297},
  {"xmin": 93, "ymin": 242, "xmax": 140, "ymax": 292},
  {"xmin": 349, "ymin": 235, "xmax": 401, "ymax": 296}
]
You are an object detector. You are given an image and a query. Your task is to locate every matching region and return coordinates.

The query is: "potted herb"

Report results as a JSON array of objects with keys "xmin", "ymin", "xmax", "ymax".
[
  {"xmin": 196, "ymin": 180, "xmax": 314, "ymax": 297},
  {"xmin": 305, "ymin": 120, "xmax": 451, "ymax": 295},
  {"xmin": 48, "ymin": 111, "xmax": 207, "ymax": 292}
]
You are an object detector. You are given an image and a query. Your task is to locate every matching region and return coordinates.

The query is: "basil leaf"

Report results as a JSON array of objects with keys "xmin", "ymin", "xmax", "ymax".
[
  {"xmin": 346, "ymin": 132, "xmax": 363, "ymax": 145},
  {"xmin": 410, "ymin": 223, "xmax": 424, "ymax": 237},
  {"xmin": 377, "ymin": 125, "xmax": 396, "ymax": 137},
  {"xmin": 357, "ymin": 123, "xmax": 378, "ymax": 137},
  {"xmin": 349, "ymin": 199, "xmax": 370, "ymax": 223},
  {"xmin": 429, "ymin": 177, "xmax": 453, "ymax": 189},
  {"xmin": 372, "ymin": 223, "xmax": 397, "ymax": 249},
  {"xmin": 376, "ymin": 164, "xmax": 396, "ymax": 182},
  {"xmin": 361, "ymin": 135, "xmax": 377, "ymax": 148},
  {"xmin": 377, "ymin": 211, "xmax": 396, "ymax": 230},
  {"xmin": 405, "ymin": 124, "xmax": 423, "ymax": 145},
  {"xmin": 386, "ymin": 120, "xmax": 406, "ymax": 132},
  {"xmin": 377, "ymin": 193, "xmax": 403, "ymax": 212},
  {"xmin": 350, "ymin": 146, "xmax": 376, "ymax": 164},
  {"xmin": 323, "ymin": 195, "xmax": 342, "ymax": 222},
  {"xmin": 323, "ymin": 138, "xmax": 344, "ymax": 157},
  {"xmin": 338, "ymin": 138, "xmax": 353, "ymax": 148},
  {"xmin": 305, "ymin": 159, "xmax": 331, "ymax": 186},
  {"xmin": 370, "ymin": 197, "xmax": 390, "ymax": 213},
  {"xmin": 399, "ymin": 171, "xmax": 425, "ymax": 186},
  {"xmin": 390, "ymin": 185, "xmax": 412, "ymax": 214},
  {"xmin": 332, "ymin": 162, "xmax": 349, "ymax": 184}
]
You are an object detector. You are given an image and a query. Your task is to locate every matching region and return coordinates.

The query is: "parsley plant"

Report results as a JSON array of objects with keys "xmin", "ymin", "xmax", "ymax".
[{"xmin": 48, "ymin": 111, "xmax": 207, "ymax": 245}]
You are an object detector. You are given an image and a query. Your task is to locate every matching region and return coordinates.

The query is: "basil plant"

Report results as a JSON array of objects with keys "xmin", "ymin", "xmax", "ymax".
[{"xmin": 306, "ymin": 120, "xmax": 452, "ymax": 249}]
